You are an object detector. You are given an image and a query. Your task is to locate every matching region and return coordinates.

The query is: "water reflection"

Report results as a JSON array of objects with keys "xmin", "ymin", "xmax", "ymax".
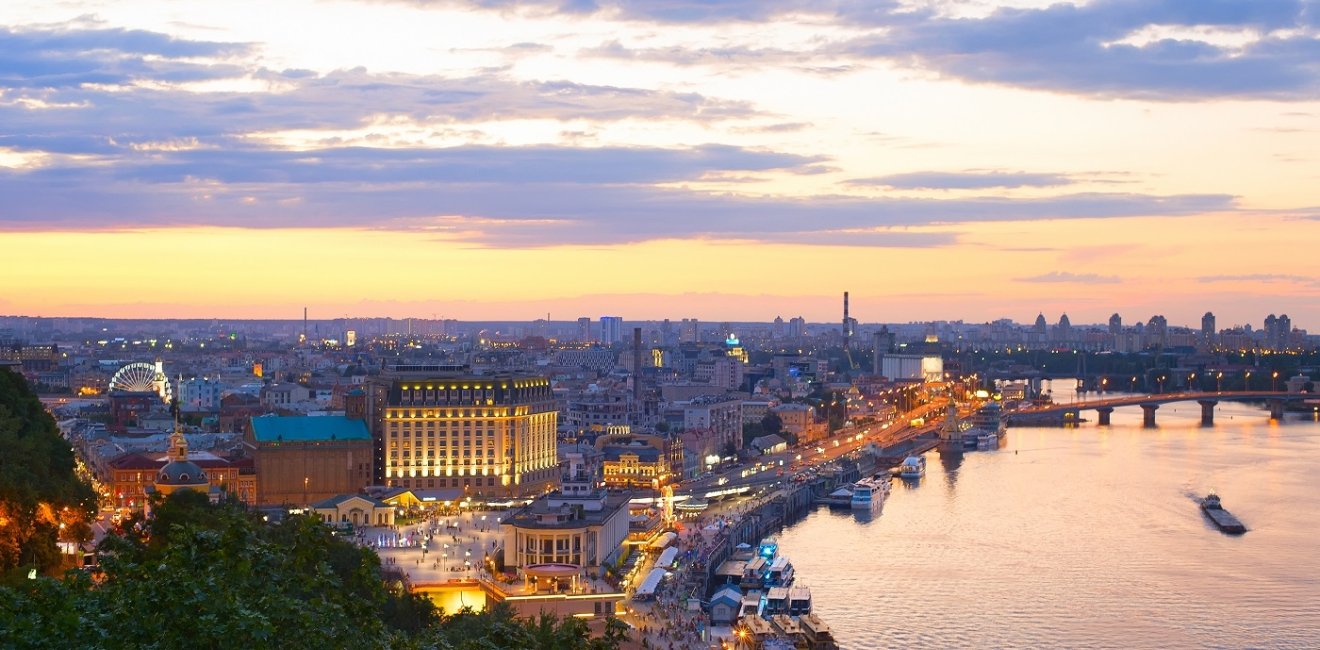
[{"xmin": 774, "ymin": 389, "xmax": 1320, "ymax": 649}]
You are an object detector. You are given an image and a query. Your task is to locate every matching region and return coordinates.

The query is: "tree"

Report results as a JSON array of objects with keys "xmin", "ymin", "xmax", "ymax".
[
  {"xmin": 1, "ymin": 492, "xmax": 628, "ymax": 649},
  {"xmin": 760, "ymin": 412, "xmax": 783, "ymax": 436},
  {"xmin": 0, "ymin": 369, "xmax": 96, "ymax": 578}
]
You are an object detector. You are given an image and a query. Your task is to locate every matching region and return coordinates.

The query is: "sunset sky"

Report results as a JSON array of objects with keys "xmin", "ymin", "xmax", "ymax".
[{"xmin": 2, "ymin": 0, "xmax": 1319, "ymax": 328}]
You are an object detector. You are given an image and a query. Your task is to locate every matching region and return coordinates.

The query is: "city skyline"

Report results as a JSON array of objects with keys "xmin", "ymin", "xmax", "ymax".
[{"xmin": 3, "ymin": 1, "xmax": 1320, "ymax": 324}]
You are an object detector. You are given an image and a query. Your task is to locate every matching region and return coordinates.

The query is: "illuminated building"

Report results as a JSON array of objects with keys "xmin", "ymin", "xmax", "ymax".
[
  {"xmin": 595, "ymin": 433, "xmax": 671, "ymax": 489},
  {"xmin": 500, "ymin": 451, "xmax": 629, "ymax": 577},
  {"xmin": 115, "ymin": 423, "xmax": 256, "ymax": 513},
  {"xmin": 366, "ymin": 365, "xmax": 558, "ymax": 497}
]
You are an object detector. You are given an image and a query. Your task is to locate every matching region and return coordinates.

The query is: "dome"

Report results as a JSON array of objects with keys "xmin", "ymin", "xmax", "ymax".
[{"xmin": 158, "ymin": 460, "xmax": 208, "ymax": 486}]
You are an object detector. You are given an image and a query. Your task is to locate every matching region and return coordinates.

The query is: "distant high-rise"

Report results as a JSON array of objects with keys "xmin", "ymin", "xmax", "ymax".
[
  {"xmin": 1033, "ymin": 313, "xmax": 1047, "ymax": 334},
  {"xmin": 788, "ymin": 316, "xmax": 806, "ymax": 340},
  {"xmin": 1201, "ymin": 312, "xmax": 1216, "ymax": 347},
  {"xmin": 772, "ymin": 316, "xmax": 785, "ymax": 339},
  {"xmin": 842, "ymin": 292, "xmax": 853, "ymax": 350},
  {"xmin": 1265, "ymin": 313, "xmax": 1292, "ymax": 350},
  {"xmin": 599, "ymin": 316, "xmax": 623, "ymax": 344},
  {"xmin": 680, "ymin": 318, "xmax": 699, "ymax": 343},
  {"xmin": 577, "ymin": 317, "xmax": 593, "ymax": 343},
  {"xmin": 1108, "ymin": 313, "xmax": 1122, "ymax": 335},
  {"xmin": 1056, "ymin": 314, "xmax": 1072, "ymax": 342},
  {"xmin": 1147, "ymin": 315, "xmax": 1168, "ymax": 346}
]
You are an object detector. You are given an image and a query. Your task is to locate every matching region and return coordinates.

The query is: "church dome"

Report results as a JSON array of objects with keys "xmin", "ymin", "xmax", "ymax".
[{"xmin": 158, "ymin": 460, "xmax": 208, "ymax": 486}]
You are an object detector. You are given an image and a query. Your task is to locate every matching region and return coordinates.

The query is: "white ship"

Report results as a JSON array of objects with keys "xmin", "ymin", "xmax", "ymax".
[{"xmin": 850, "ymin": 476, "xmax": 891, "ymax": 512}]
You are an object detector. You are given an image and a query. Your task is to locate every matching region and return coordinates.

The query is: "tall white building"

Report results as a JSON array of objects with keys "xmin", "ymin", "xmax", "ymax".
[{"xmin": 599, "ymin": 316, "xmax": 623, "ymax": 344}]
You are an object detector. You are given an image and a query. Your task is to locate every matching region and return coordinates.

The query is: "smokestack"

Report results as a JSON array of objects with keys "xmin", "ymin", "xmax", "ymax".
[
  {"xmin": 632, "ymin": 327, "xmax": 642, "ymax": 404},
  {"xmin": 843, "ymin": 291, "xmax": 850, "ymax": 350}
]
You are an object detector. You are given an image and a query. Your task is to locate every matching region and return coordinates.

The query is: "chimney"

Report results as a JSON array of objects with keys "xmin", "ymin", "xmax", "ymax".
[{"xmin": 633, "ymin": 327, "xmax": 643, "ymax": 404}]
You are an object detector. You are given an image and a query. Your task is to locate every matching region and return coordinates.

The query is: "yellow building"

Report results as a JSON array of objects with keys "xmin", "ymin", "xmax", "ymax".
[
  {"xmin": 367, "ymin": 366, "xmax": 558, "ymax": 498},
  {"xmin": 595, "ymin": 433, "xmax": 671, "ymax": 490}
]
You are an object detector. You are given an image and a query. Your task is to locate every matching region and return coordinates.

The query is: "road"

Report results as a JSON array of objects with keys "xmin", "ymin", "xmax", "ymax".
[{"xmin": 673, "ymin": 401, "xmax": 946, "ymax": 501}]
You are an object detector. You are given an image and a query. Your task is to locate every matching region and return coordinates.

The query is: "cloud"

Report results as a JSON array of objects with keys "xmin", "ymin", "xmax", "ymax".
[
  {"xmin": 442, "ymin": 0, "xmax": 1320, "ymax": 100},
  {"xmin": 1197, "ymin": 273, "xmax": 1314, "ymax": 283},
  {"xmin": 1015, "ymin": 271, "xmax": 1122, "ymax": 284},
  {"xmin": 0, "ymin": 143, "xmax": 1237, "ymax": 245},
  {"xmin": 847, "ymin": 171, "xmax": 1075, "ymax": 190},
  {"xmin": 397, "ymin": 0, "xmax": 889, "ymax": 23},
  {"xmin": 840, "ymin": 1, "xmax": 1320, "ymax": 100},
  {"xmin": 0, "ymin": 23, "xmax": 250, "ymax": 89}
]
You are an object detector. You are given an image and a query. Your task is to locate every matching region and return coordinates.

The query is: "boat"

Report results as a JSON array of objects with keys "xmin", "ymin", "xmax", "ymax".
[
  {"xmin": 788, "ymin": 585, "xmax": 812, "ymax": 616},
  {"xmin": 898, "ymin": 454, "xmax": 926, "ymax": 478},
  {"xmin": 799, "ymin": 613, "xmax": 840, "ymax": 650},
  {"xmin": 765, "ymin": 555, "xmax": 795, "ymax": 586},
  {"xmin": 1200, "ymin": 493, "xmax": 1247, "ymax": 534},
  {"xmin": 976, "ymin": 428, "xmax": 1000, "ymax": 450},
  {"xmin": 850, "ymin": 476, "xmax": 890, "ymax": 512},
  {"xmin": 969, "ymin": 402, "xmax": 1007, "ymax": 435}
]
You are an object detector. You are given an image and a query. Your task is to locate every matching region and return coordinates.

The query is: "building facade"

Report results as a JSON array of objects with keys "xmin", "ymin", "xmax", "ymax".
[
  {"xmin": 109, "ymin": 447, "xmax": 255, "ymax": 512},
  {"xmin": 366, "ymin": 366, "xmax": 559, "ymax": 497},
  {"xmin": 500, "ymin": 452, "xmax": 630, "ymax": 575},
  {"xmin": 248, "ymin": 415, "xmax": 374, "ymax": 506},
  {"xmin": 595, "ymin": 433, "xmax": 671, "ymax": 489}
]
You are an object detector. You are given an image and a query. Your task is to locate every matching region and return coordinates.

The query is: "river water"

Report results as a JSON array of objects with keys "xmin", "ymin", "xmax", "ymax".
[{"xmin": 775, "ymin": 381, "xmax": 1320, "ymax": 649}]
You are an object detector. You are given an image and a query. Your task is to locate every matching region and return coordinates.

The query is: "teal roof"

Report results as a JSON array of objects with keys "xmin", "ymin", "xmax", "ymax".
[{"xmin": 251, "ymin": 416, "xmax": 370, "ymax": 443}]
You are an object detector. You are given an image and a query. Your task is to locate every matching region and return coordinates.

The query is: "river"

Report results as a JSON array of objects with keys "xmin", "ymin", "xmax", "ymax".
[{"xmin": 775, "ymin": 381, "xmax": 1320, "ymax": 649}]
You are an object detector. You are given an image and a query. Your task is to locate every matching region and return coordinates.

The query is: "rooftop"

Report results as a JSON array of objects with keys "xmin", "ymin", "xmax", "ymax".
[
  {"xmin": 502, "ymin": 491, "xmax": 631, "ymax": 530},
  {"xmin": 250, "ymin": 415, "xmax": 371, "ymax": 443}
]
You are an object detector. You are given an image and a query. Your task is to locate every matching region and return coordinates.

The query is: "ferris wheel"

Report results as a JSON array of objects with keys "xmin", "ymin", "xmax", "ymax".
[{"xmin": 109, "ymin": 360, "xmax": 173, "ymax": 403}]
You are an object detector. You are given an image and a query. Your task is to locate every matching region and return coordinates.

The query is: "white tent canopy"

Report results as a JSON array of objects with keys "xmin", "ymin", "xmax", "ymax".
[
  {"xmin": 649, "ymin": 531, "xmax": 677, "ymax": 550},
  {"xmin": 632, "ymin": 568, "xmax": 667, "ymax": 600}
]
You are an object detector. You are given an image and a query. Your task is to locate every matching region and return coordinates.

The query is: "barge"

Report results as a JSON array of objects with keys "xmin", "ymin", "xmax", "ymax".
[{"xmin": 1201, "ymin": 493, "xmax": 1246, "ymax": 535}]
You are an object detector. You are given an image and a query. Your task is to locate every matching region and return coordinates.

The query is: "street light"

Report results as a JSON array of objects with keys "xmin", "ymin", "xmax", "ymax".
[
  {"xmin": 1273, "ymin": 371, "xmax": 1279, "ymax": 392},
  {"xmin": 1101, "ymin": 377, "xmax": 1107, "ymax": 393},
  {"xmin": 1157, "ymin": 375, "xmax": 1166, "ymax": 393},
  {"xmin": 1216, "ymin": 372, "xmax": 1223, "ymax": 393},
  {"xmin": 1245, "ymin": 371, "xmax": 1252, "ymax": 391},
  {"xmin": 1130, "ymin": 376, "xmax": 1137, "ymax": 392}
]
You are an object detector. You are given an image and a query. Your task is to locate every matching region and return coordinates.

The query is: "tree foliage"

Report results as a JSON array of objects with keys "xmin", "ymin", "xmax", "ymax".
[
  {"xmin": 0, "ymin": 369, "xmax": 96, "ymax": 577},
  {"xmin": 2, "ymin": 492, "xmax": 627, "ymax": 650}
]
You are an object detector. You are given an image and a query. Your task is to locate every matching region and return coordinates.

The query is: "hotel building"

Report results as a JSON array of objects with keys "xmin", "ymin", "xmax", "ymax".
[{"xmin": 365, "ymin": 365, "xmax": 559, "ymax": 497}]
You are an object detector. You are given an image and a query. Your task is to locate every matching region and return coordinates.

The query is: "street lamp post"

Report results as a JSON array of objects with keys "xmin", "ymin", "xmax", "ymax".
[
  {"xmin": 1245, "ymin": 371, "xmax": 1251, "ymax": 391},
  {"xmin": 1157, "ymin": 375, "xmax": 1166, "ymax": 393},
  {"xmin": 1130, "ymin": 376, "xmax": 1137, "ymax": 392},
  {"xmin": 1216, "ymin": 372, "xmax": 1223, "ymax": 393},
  {"xmin": 1273, "ymin": 371, "xmax": 1279, "ymax": 392}
]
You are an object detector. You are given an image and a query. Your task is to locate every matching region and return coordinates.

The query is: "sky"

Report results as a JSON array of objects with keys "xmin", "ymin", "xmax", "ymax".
[{"xmin": 2, "ymin": 0, "xmax": 1319, "ymax": 329}]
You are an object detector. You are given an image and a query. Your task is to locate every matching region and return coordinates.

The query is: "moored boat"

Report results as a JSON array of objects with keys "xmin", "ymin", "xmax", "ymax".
[
  {"xmin": 898, "ymin": 454, "xmax": 926, "ymax": 478},
  {"xmin": 850, "ymin": 476, "xmax": 890, "ymax": 511}
]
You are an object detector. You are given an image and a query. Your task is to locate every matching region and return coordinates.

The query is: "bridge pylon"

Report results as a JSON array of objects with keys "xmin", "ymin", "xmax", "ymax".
[
  {"xmin": 1139, "ymin": 403, "xmax": 1159, "ymax": 428},
  {"xmin": 1096, "ymin": 407, "xmax": 1114, "ymax": 426},
  {"xmin": 1197, "ymin": 400, "xmax": 1217, "ymax": 426}
]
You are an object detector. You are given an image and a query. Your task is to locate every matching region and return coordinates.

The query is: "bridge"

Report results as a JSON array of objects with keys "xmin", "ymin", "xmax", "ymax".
[{"xmin": 1013, "ymin": 391, "xmax": 1314, "ymax": 427}]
